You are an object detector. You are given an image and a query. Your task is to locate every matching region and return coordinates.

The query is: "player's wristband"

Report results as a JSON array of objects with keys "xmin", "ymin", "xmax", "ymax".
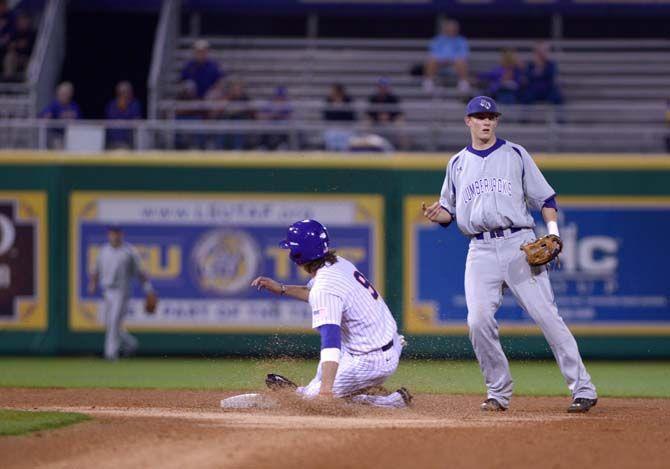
[
  {"xmin": 280, "ymin": 284, "xmax": 286, "ymax": 296},
  {"xmin": 547, "ymin": 220, "xmax": 560, "ymax": 237},
  {"xmin": 320, "ymin": 348, "xmax": 340, "ymax": 363}
]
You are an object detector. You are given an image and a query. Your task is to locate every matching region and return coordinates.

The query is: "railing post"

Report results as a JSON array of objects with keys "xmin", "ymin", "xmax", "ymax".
[{"xmin": 38, "ymin": 121, "xmax": 47, "ymax": 150}]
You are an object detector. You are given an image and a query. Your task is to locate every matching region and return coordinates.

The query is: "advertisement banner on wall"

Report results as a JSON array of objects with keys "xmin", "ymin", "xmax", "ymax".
[
  {"xmin": 0, "ymin": 191, "xmax": 48, "ymax": 330},
  {"xmin": 404, "ymin": 196, "xmax": 670, "ymax": 335},
  {"xmin": 70, "ymin": 192, "xmax": 383, "ymax": 332}
]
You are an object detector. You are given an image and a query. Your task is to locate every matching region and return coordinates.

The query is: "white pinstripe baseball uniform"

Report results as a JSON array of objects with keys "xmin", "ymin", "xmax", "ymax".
[{"xmin": 297, "ymin": 256, "xmax": 407, "ymax": 408}]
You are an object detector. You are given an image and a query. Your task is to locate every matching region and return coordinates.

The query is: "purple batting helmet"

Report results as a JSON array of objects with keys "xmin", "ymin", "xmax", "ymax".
[{"xmin": 279, "ymin": 219, "xmax": 330, "ymax": 265}]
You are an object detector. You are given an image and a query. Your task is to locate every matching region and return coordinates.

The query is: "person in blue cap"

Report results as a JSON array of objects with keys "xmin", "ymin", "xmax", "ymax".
[
  {"xmin": 251, "ymin": 219, "xmax": 412, "ymax": 408},
  {"xmin": 422, "ymin": 96, "xmax": 598, "ymax": 413}
]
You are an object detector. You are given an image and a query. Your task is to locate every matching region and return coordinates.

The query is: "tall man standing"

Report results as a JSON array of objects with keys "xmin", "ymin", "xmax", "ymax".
[
  {"xmin": 88, "ymin": 226, "xmax": 154, "ymax": 361},
  {"xmin": 422, "ymin": 96, "xmax": 598, "ymax": 413}
]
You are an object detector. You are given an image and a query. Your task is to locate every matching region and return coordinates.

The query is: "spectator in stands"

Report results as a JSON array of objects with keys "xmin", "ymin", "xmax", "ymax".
[
  {"xmin": 2, "ymin": 11, "xmax": 33, "ymax": 82},
  {"xmin": 323, "ymin": 83, "xmax": 357, "ymax": 151},
  {"xmin": 423, "ymin": 19, "xmax": 470, "ymax": 94},
  {"xmin": 180, "ymin": 39, "xmax": 223, "ymax": 98},
  {"xmin": 39, "ymin": 81, "xmax": 81, "ymax": 149},
  {"xmin": 209, "ymin": 79, "xmax": 255, "ymax": 150},
  {"xmin": 175, "ymin": 79, "xmax": 205, "ymax": 150},
  {"xmin": 366, "ymin": 77, "xmax": 408, "ymax": 150},
  {"xmin": 40, "ymin": 81, "xmax": 81, "ymax": 119},
  {"xmin": 477, "ymin": 48, "xmax": 523, "ymax": 105},
  {"xmin": 519, "ymin": 41, "xmax": 563, "ymax": 105},
  {"xmin": 367, "ymin": 77, "xmax": 403, "ymax": 124},
  {"xmin": 258, "ymin": 85, "xmax": 293, "ymax": 150},
  {"xmin": 323, "ymin": 83, "xmax": 356, "ymax": 122},
  {"xmin": 105, "ymin": 81, "xmax": 142, "ymax": 150},
  {"xmin": 0, "ymin": 0, "xmax": 15, "ymax": 66}
]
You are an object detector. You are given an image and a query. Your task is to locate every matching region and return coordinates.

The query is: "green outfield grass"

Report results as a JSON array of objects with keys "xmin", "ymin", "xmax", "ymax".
[
  {"xmin": 0, "ymin": 409, "xmax": 89, "ymax": 436},
  {"xmin": 0, "ymin": 358, "xmax": 668, "ymax": 398}
]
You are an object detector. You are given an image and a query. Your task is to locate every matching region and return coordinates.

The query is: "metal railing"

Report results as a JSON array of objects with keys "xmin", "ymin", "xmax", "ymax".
[
  {"xmin": 27, "ymin": 0, "xmax": 67, "ymax": 116},
  {"xmin": 149, "ymin": 0, "xmax": 181, "ymax": 120},
  {"xmin": 0, "ymin": 117, "xmax": 667, "ymax": 153},
  {"xmin": 0, "ymin": 0, "xmax": 66, "ymax": 121}
]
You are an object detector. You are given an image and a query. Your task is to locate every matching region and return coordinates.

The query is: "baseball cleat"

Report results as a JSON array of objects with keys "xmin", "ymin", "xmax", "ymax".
[
  {"xmin": 265, "ymin": 373, "xmax": 298, "ymax": 391},
  {"xmin": 480, "ymin": 398, "xmax": 507, "ymax": 412},
  {"xmin": 567, "ymin": 398, "xmax": 598, "ymax": 413},
  {"xmin": 396, "ymin": 387, "xmax": 413, "ymax": 406}
]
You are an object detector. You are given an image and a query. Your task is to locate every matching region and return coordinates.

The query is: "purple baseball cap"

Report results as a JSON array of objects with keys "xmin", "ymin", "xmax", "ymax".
[{"xmin": 465, "ymin": 96, "xmax": 501, "ymax": 117}]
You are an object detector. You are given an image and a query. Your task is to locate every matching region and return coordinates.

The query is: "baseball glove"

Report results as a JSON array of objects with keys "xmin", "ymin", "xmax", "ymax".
[
  {"xmin": 520, "ymin": 235, "xmax": 563, "ymax": 266},
  {"xmin": 144, "ymin": 291, "xmax": 158, "ymax": 314}
]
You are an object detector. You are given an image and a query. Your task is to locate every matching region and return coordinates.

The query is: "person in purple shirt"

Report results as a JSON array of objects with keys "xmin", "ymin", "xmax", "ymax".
[
  {"xmin": 40, "ymin": 81, "xmax": 81, "ymax": 119},
  {"xmin": 477, "ymin": 49, "xmax": 523, "ymax": 105},
  {"xmin": 39, "ymin": 81, "xmax": 81, "ymax": 149},
  {"xmin": 105, "ymin": 81, "xmax": 142, "ymax": 149},
  {"xmin": 423, "ymin": 19, "xmax": 471, "ymax": 94},
  {"xmin": 520, "ymin": 42, "xmax": 563, "ymax": 105},
  {"xmin": 180, "ymin": 39, "xmax": 222, "ymax": 98}
]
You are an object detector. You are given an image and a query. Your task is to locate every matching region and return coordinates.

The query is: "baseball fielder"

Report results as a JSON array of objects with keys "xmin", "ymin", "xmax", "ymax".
[
  {"xmin": 88, "ymin": 225, "xmax": 154, "ymax": 361},
  {"xmin": 422, "ymin": 96, "xmax": 598, "ymax": 413},
  {"xmin": 251, "ymin": 219, "xmax": 411, "ymax": 408}
]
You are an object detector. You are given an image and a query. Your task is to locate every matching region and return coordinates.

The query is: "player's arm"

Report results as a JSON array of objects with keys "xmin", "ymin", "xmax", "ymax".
[
  {"xmin": 131, "ymin": 248, "xmax": 154, "ymax": 294},
  {"xmin": 88, "ymin": 253, "xmax": 100, "ymax": 294},
  {"xmin": 541, "ymin": 199, "xmax": 560, "ymax": 237},
  {"xmin": 311, "ymin": 291, "xmax": 344, "ymax": 397},
  {"xmin": 251, "ymin": 276, "xmax": 310, "ymax": 302},
  {"xmin": 87, "ymin": 272, "xmax": 98, "ymax": 295},
  {"xmin": 422, "ymin": 201, "xmax": 453, "ymax": 225},
  {"xmin": 422, "ymin": 158, "xmax": 457, "ymax": 226},
  {"xmin": 317, "ymin": 324, "xmax": 341, "ymax": 396}
]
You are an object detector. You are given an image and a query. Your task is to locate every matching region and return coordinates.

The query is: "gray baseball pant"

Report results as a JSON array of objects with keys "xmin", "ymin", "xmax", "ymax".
[
  {"xmin": 465, "ymin": 228, "xmax": 597, "ymax": 408},
  {"xmin": 102, "ymin": 288, "xmax": 138, "ymax": 360}
]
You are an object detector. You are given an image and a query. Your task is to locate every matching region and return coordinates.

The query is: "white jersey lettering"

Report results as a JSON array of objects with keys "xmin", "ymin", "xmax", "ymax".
[{"xmin": 440, "ymin": 139, "xmax": 555, "ymax": 236}]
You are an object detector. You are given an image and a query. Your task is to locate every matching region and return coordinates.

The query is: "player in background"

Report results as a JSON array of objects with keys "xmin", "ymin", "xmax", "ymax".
[
  {"xmin": 88, "ymin": 225, "xmax": 154, "ymax": 361},
  {"xmin": 422, "ymin": 96, "xmax": 598, "ymax": 413},
  {"xmin": 251, "ymin": 219, "xmax": 412, "ymax": 408}
]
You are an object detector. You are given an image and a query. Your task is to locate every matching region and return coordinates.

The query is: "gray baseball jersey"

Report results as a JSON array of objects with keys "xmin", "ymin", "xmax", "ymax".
[
  {"xmin": 436, "ymin": 137, "xmax": 597, "ymax": 407},
  {"xmin": 94, "ymin": 243, "xmax": 144, "ymax": 291},
  {"xmin": 439, "ymin": 139, "xmax": 555, "ymax": 236}
]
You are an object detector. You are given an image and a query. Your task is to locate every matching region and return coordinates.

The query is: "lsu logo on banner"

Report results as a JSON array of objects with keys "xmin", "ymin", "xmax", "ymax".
[
  {"xmin": 191, "ymin": 229, "xmax": 261, "ymax": 295},
  {"xmin": 69, "ymin": 192, "xmax": 383, "ymax": 332}
]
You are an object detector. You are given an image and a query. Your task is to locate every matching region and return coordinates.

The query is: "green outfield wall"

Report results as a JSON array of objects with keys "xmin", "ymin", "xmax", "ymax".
[{"xmin": 0, "ymin": 152, "xmax": 669, "ymax": 359}]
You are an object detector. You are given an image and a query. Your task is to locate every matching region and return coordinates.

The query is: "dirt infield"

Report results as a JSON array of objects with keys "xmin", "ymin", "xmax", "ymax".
[{"xmin": 1, "ymin": 389, "xmax": 668, "ymax": 469}]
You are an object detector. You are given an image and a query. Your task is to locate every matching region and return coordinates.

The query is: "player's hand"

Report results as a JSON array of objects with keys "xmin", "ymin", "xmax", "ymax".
[
  {"xmin": 317, "ymin": 390, "xmax": 335, "ymax": 400},
  {"xmin": 251, "ymin": 276, "xmax": 283, "ymax": 295},
  {"xmin": 422, "ymin": 201, "xmax": 452, "ymax": 223}
]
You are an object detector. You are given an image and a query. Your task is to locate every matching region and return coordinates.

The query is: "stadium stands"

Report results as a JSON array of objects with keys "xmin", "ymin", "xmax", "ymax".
[
  {"xmin": 0, "ymin": 0, "xmax": 65, "ymax": 148},
  {"xmin": 150, "ymin": 36, "xmax": 670, "ymax": 152},
  {"xmin": 0, "ymin": 0, "xmax": 668, "ymax": 152}
]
